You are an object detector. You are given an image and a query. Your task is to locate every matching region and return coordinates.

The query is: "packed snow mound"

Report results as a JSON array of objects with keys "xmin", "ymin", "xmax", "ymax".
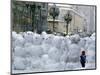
[
  {"xmin": 67, "ymin": 44, "xmax": 81, "ymax": 62},
  {"xmin": 48, "ymin": 47, "xmax": 61, "ymax": 62},
  {"xmin": 14, "ymin": 46, "xmax": 27, "ymax": 57},
  {"xmin": 13, "ymin": 34, "xmax": 25, "ymax": 47},
  {"xmin": 13, "ymin": 57, "xmax": 26, "ymax": 70},
  {"xmin": 78, "ymin": 38, "xmax": 86, "ymax": 48},
  {"xmin": 70, "ymin": 34, "xmax": 80, "ymax": 44},
  {"xmin": 12, "ymin": 31, "xmax": 17, "ymax": 41},
  {"xmin": 26, "ymin": 45, "xmax": 43, "ymax": 57},
  {"xmin": 12, "ymin": 31, "xmax": 96, "ymax": 73}
]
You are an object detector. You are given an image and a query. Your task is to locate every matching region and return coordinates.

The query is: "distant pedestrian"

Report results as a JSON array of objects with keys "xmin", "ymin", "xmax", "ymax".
[{"xmin": 80, "ymin": 51, "xmax": 86, "ymax": 67}]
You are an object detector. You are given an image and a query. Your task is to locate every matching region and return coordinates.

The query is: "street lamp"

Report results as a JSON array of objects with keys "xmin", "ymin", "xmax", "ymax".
[
  {"xmin": 41, "ymin": 8, "xmax": 48, "ymax": 31},
  {"xmin": 35, "ymin": 5, "xmax": 41, "ymax": 33},
  {"xmin": 30, "ymin": 4, "xmax": 36, "ymax": 31},
  {"xmin": 49, "ymin": 4, "xmax": 59, "ymax": 32},
  {"xmin": 64, "ymin": 11, "xmax": 72, "ymax": 35}
]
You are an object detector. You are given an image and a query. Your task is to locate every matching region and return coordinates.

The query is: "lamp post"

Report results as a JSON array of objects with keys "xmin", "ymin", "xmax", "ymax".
[
  {"xmin": 64, "ymin": 11, "xmax": 72, "ymax": 35},
  {"xmin": 35, "ymin": 4, "xmax": 41, "ymax": 33},
  {"xmin": 49, "ymin": 4, "xmax": 59, "ymax": 32},
  {"xmin": 30, "ymin": 4, "xmax": 36, "ymax": 31},
  {"xmin": 41, "ymin": 8, "xmax": 48, "ymax": 31}
]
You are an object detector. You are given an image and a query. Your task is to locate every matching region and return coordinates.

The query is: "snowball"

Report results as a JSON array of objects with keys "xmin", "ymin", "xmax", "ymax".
[
  {"xmin": 13, "ymin": 57, "xmax": 26, "ymax": 70},
  {"xmin": 41, "ymin": 44, "xmax": 51, "ymax": 54},
  {"xmin": 60, "ymin": 38, "xmax": 71, "ymax": 52},
  {"xmin": 31, "ymin": 59, "xmax": 42, "ymax": 69},
  {"xmin": 14, "ymin": 46, "xmax": 27, "ymax": 57},
  {"xmin": 48, "ymin": 47, "xmax": 61, "ymax": 62},
  {"xmin": 41, "ymin": 31, "xmax": 47, "ymax": 35},
  {"xmin": 26, "ymin": 31, "xmax": 34, "ymax": 35},
  {"xmin": 51, "ymin": 36, "xmax": 63, "ymax": 49},
  {"xmin": 84, "ymin": 36, "xmax": 95, "ymax": 50},
  {"xmin": 60, "ymin": 51, "xmax": 68, "ymax": 62},
  {"xmin": 14, "ymin": 34, "xmax": 25, "ymax": 47},
  {"xmin": 42, "ymin": 54, "xmax": 49, "ymax": 61},
  {"xmin": 32, "ymin": 34, "xmax": 42, "ymax": 45},
  {"xmin": 78, "ymin": 38, "xmax": 86, "ymax": 48},
  {"xmin": 67, "ymin": 44, "xmax": 81, "ymax": 62},
  {"xmin": 27, "ymin": 45, "xmax": 43, "ymax": 57},
  {"xmin": 24, "ymin": 42, "xmax": 33, "ymax": 47},
  {"xmin": 70, "ymin": 34, "xmax": 80, "ymax": 44},
  {"xmin": 41, "ymin": 54, "xmax": 54, "ymax": 65},
  {"xmin": 42, "ymin": 35, "xmax": 53, "ymax": 45},
  {"xmin": 23, "ymin": 32, "xmax": 34, "ymax": 43},
  {"xmin": 12, "ymin": 31, "xmax": 17, "ymax": 41}
]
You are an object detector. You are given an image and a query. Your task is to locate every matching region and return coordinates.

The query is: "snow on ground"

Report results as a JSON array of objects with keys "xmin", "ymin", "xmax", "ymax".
[{"xmin": 12, "ymin": 31, "xmax": 96, "ymax": 74}]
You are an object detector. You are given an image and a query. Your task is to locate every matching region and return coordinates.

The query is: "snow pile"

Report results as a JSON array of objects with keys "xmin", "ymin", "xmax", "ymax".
[
  {"xmin": 13, "ymin": 57, "xmax": 26, "ymax": 70},
  {"xmin": 12, "ymin": 31, "xmax": 96, "ymax": 73}
]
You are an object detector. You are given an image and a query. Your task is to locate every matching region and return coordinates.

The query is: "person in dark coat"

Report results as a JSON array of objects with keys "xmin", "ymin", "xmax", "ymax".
[{"xmin": 80, "ymin": 51, "xmax": 86, "ymax": 67}]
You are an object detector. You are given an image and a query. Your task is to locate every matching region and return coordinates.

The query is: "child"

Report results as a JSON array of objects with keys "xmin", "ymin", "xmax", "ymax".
[{"xmin": 80, "ymin": 51, "xmax": 86, "ymax": 67}]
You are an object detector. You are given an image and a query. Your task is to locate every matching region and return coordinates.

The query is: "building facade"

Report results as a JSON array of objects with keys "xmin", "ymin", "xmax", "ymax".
[
  {"xmin": 47, "ymin": 5, "xmax": 85, "ymax": 35},
  {"xmin": 12, "ymin": 1, "xmax": 48, "ymax": 33}
]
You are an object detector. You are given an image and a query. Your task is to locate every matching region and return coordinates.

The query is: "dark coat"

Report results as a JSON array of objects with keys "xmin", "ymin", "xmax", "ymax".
[{"xmin": 80, "ymin": 55, "xmax": 86, "ymax": 63}]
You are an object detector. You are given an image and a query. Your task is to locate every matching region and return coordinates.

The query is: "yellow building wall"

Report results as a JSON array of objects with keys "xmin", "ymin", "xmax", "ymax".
[
  {"xmin": 47, "ymin": 11, "xmax": 84, "ymax": 34},
  {"xmin": 70, "ymin": 12, "xmax": 84, "ymax": 34}
]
